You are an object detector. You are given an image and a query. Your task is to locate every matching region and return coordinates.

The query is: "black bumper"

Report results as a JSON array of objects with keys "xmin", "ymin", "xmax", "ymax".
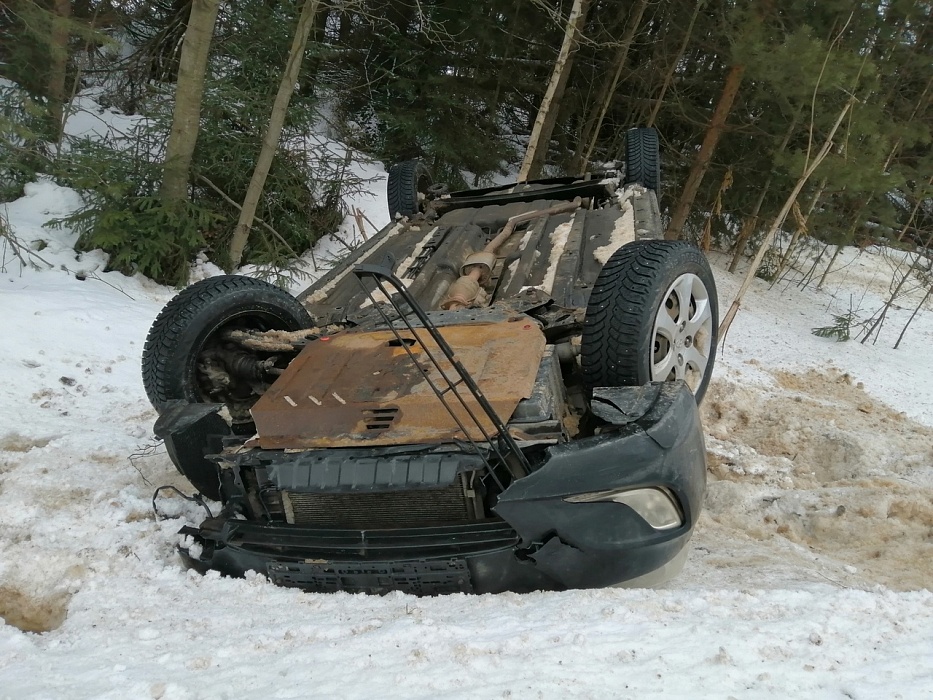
[{"xmin": 176, "ymin": 383, "xmax": 706, "ymax": 594}]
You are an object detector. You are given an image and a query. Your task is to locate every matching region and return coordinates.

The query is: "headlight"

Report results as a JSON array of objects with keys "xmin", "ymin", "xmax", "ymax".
[{"xmin": 564, "ymin": 487, "xmax": 684, "ymax": 530}]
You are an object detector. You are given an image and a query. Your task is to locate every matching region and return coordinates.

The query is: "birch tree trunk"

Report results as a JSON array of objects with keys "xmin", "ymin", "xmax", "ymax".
[
  {"xmin": 518, "ymin": 0, "xmax": 589, "ymax": 182},
  {"xmin": 664, "ymin": 64, "xmax": 745, "ymax": 240},
  {"xmin": 718, "ymin": 96, "xmax": 856, "ymax": 341},
  {"xmin": 160, "ymin": 0, "xmax": 221, "ymax": 204},
  {"xmin": 228, "ymin": 0, "xmax": 322, "ymax": 268},
  {"xmin": 571, "ymin": 0, "xmax": 648, "ymax": 172}
]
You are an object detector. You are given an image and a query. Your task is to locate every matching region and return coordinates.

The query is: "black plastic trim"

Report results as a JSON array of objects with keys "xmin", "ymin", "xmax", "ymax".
[{"xmin": 177, "ymin": 382, "xmax": 706, "ymax": 594}]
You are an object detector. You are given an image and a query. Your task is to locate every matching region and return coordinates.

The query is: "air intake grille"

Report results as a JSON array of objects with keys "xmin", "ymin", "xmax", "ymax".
[{"xmin": 283, "ymin": 486, "xmax": 470, "ymax": 529}]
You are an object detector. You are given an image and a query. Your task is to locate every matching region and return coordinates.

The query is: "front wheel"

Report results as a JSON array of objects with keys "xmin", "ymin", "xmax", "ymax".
[
  {"xmin": 581, "ymin": 240, "xmax": 718, "ymax": 403},
  {"xmin": 142, "ymin": 275, "xmax": 313, "ymax": 417}
]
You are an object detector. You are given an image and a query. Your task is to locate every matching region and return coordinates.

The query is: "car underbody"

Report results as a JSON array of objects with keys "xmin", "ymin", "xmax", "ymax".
[{"xmin": 145, "ymin": 140, "xmax": 718, "ymax": 595}]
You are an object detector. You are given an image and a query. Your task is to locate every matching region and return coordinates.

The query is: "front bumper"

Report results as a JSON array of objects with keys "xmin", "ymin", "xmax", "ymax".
[{"xmin": 176, "ymin": 382, "xmax": 707, "ymax": 594}]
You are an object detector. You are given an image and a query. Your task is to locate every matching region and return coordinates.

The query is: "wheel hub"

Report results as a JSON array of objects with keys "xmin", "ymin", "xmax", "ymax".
[{"xmin": 651, "ymin": 273, "xmax": 713, "ymax": 392}]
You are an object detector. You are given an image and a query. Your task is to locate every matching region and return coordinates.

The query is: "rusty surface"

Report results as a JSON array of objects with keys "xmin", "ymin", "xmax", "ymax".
[{"xmin": 251, "ymin": 320, "xmax": 546, "ymax": 449}]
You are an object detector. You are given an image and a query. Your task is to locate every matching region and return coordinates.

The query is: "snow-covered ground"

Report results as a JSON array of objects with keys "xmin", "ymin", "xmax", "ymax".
[{"xmin": 1, "ymin": 102, "xmax": 932, "ymax": 697}]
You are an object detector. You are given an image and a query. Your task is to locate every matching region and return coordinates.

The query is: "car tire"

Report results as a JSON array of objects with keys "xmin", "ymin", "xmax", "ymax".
[
  {"xmin": 623, "ymin": 127, "xmax": 661, "ymax": 192},
  {"xmin": 142, "ymin": 275, "xmax": 312, "ymax": 414},
  {"xmin": 386, "ymin": 159, "xmax": 432, "ymax": 218},
  {"xmin": 581, "ymin": 240, "xmax": 718, "ymax": 403}
]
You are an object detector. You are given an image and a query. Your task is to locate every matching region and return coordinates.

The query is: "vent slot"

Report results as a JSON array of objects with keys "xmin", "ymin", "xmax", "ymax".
[
  {"xmin": 387, "ymin": 338, "xmax": 417, "ymax": 347},
  {"xmin": 362, "ymin": 407, "xmax": 400, "ymax": 431}
]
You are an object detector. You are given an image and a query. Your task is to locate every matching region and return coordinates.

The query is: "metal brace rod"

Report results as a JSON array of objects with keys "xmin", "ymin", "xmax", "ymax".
[
  {"xmin": 353, "ymin": 274, "xmax": 509, "ymax": 489},
  {"xmin": 352, "ymin": 265, "xmax": 531, "ymax": 481}
]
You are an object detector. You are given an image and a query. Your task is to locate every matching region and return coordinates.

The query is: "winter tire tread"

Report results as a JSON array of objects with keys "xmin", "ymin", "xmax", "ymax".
[
  {"xmin": 581, "ymin": 240, "xmax": 718, "ymax": 403},
  {"xmin": 142, "ymin": 275, "xmax": 312, "ymax": 413},
  {"xmin": 624, "ymin": 127, "xmax": 661, "ymax": 192},
  {"xmin": 386, "ymin": 160, "xmax": 431, "ymax": 218}
]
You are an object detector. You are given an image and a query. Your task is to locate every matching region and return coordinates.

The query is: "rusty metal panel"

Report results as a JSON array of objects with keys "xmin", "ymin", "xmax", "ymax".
[{"xmin": 251, "ymin": 321, "xmax": 546, "ymax": 449}]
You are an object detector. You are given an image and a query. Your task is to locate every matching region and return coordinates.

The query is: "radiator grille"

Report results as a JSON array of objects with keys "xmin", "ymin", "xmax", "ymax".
[{"xmin": 283, "ymin": 486, "xmax": 470, "ymax": 529}]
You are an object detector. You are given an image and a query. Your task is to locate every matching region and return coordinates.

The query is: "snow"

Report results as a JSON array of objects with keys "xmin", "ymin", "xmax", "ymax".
[
  {"xmin": 538, "ymin": 220, "xmax": 573, "ymax": 294},
  {"xmin": 396, "ymin": 226, "xmax": 439, "ymax": 279},
  {"xmin": 593, "ymin": 197, "xmax": 636, "ymax": 265},
  {"xmin": 63, "ymin": 93, "xmax": 147, "ymax": 144},
  {"xmin": 304, "ymin": 221, "xmax": 405, "ymax": 304},
  {"xmin": 2, "ymin": 117, "xmax": 933, "ymax": 696}
]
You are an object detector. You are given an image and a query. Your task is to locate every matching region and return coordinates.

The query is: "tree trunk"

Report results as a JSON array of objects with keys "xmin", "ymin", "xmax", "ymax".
[
  {"xmin": 771, "ymin": 177, "xmax": 827, "ymax": 284},
  {"xmin": 895, "ymin": 261, "xmax": 933, "ymax": 349},
  {"xmin": 229, "ymin": 0, "xmax": 321, "ymax": 268},
  {"xmin": 160, "ymin": 0, "xmax": 221, "ymax": 204},
  {"xmin": 47, "ymin": 0, "xmax": 71, "ymax": 139},
  {"xmin": 701, "ymin": 167, "xmax": 732, "ymax": 252},
  {"xmin": 298, "ymin": 6, "xmax": 330, "ymax": 97},
  {"xmin": 718, "ymin": 96, "xmax": 856, "ymax": 341},
  {"xmin": 518, "ymin": 0, "xmax": 589, "ymax": 182},
  {"xmin": 861, "ymin": 260, "xmax": 912, "ymax": 345},
  {"xmin": 728, "ymin": 185, "xmax": 770, "ymax": 273},
  {"xmin": 895, "ymin": 285, "xmax": 933, "ymax": 349},
  {"xmin": 489, "ymin": 0, "xmax": 523, "ymax": 124},
  {"xmin": 664, "ymin": 63, "xmax": 745, "ymax": 240},
  {"xmin": 897, "ymin": 175, "xmax": 932, "ymax": 243},
  {"xmin": 863, "ymin": 230, "xmax": 933, "ymax": 346},
  {"xmin": 816, "ymin": 244, "xmax": 843, "ymax": 290},
  {"xmin": 646, "ymin": 1, "xmax": 701, "ymax": 128},
  {"xmin": 728, "ymin": 105, "xmax": 802, "ymax": 271},
  {"xmin": 571, "ymin": 0, "xmax": 648, "ymax": 172},
  {"xmin": 798, "ymin": 243, "xmax": 828, "ymax": 290},
  {"xmin": 801, "ymin": 194, "xmax": 870, "ymax": 291}
]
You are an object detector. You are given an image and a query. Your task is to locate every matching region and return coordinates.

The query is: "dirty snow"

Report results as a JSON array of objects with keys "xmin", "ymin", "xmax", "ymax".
[
  {"xmin": 1, "ymin": 102, "xmax": 933, "ymax": 696},
  {"xmin": 541, "ymin": 220, "xmax": 573, "ymax": 294},
  {"xmin": 396, "ymin": 226, "xmax": 439, "ymax": 279},
  {"xmin": 593, "ymin": 197, "xmax": 636, "ymax": 265}
]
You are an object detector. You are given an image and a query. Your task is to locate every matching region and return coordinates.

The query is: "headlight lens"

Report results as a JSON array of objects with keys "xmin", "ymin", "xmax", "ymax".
[{"xmin": 564, "ymin": 487, "xmax": 684, "ymax": 530}]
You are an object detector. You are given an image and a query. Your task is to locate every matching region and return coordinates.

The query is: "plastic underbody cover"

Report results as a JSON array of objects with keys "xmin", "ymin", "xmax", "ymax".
[{"xmin": 249, "ymin": 320, "xmax": 546, "ymax": 449}]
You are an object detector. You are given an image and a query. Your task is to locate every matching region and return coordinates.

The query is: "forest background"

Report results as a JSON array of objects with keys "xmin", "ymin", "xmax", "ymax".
[{"xmin": 1, "ymin": 0, "xmax": 930, "ymax": 287}]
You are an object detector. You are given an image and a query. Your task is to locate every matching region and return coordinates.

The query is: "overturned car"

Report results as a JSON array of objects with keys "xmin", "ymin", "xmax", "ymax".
[{"xmin": 144, "ymin": 128, "xmax": 719, "ymax": 594}]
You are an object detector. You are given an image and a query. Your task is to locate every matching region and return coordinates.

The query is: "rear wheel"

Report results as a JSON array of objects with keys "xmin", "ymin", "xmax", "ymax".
[
  {"xmin": 581, "ymin": 240, "xmax": 717, "ymax": 403},
  {"xmin": 623, "ymin": 127, "xmax": 661, "ymax": 192},
  {"xmin": 386, "ymin": 160, "xmax": 432, "ymax": 218}
]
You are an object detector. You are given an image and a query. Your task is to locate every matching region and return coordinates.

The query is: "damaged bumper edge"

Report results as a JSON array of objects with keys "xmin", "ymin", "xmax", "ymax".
[{"xmin": 175, "ymin": 383, "xmax": 706, "ymax": 594}]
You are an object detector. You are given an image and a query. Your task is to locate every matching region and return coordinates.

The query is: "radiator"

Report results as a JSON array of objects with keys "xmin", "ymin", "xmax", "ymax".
[{"xmin": 282, "ymin": 485, "xmax": 473, "ymax": 529}]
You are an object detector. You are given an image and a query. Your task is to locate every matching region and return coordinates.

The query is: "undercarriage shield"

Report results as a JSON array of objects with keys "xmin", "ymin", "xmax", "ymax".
[{"xmin": 250, "ymin": 321, "xmax": 545, "ymax": 448}]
